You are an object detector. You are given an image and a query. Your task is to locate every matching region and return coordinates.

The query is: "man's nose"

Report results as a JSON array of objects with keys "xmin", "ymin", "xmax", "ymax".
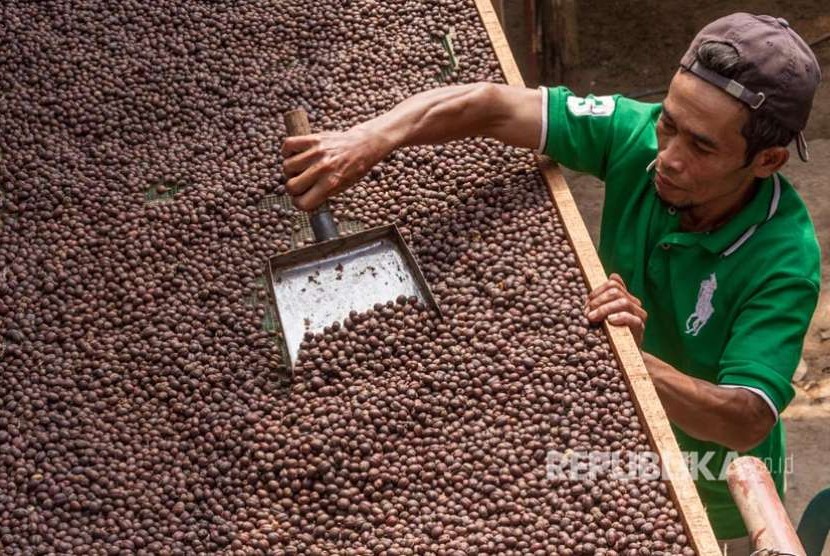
[{"xmin": 659, "ymin": 139, "xmax": 684, "ymax": 175}]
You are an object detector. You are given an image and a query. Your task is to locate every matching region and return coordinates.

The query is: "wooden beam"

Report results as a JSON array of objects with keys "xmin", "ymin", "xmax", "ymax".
[
  {"xmin": 522, "ymin": 0, "xmax": 540, "ymax": 84},
  {"xmin": 472, "ymin": 0, "xmax": 722, "ymax": 554},
  {"xmin": 491, "ymin": 0, "xmax": 505, "ymax": 27},
  {"xmin": 546, "ymin": 0, "xmax": 580, "ymax": 83}
]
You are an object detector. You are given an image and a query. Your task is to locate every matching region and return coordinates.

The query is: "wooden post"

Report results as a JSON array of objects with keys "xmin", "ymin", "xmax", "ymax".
[
  {"xmin": 471, "ymin": 0, "xmax": 721, "ymax": 554},
  {"xmin": 492, "ymin": 0, "xmax": 505, "ymax": 26},
  {"xmin": 524, "ymin": 0, "xmax": 540, "ymax": 84},
  {"xmin": 727, "ymin": 457, "xmax": 806, "ymax": 555},
  {"xmin": 541, "ymin": 0, "xmax": 580, "ymax": 83}
]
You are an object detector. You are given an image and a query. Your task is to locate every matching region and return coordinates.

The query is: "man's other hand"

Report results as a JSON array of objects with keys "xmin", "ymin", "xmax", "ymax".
[
  {"xmin": 585, "ymin": 273, "xmax": 648, "ymax": 345},
  {"xmin": 281, "ymin": 126, "xmax": 385, "ymax": 211}
]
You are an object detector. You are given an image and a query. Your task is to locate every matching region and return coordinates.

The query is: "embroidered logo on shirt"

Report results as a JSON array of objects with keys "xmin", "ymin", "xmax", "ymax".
[
  {"xmin": 685, "ymin": 273, "xmax": 717, "ymax": 336},
  {"xmin": 566, "ymin": 95, "xmax": 616, "ymax": 117}
]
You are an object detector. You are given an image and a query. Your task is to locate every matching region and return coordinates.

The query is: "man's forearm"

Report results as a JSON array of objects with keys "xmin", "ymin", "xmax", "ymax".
[
  {"xmin": 352, "ymin": 83, "xmax": 542, "ymax": 155},
  {"xmin": 641, "ymin": 352, "xmax": 775, "ymax": 452},
  {"xmin": 280, "ymin": 83, "xmax": 542, "ymax": 210}
]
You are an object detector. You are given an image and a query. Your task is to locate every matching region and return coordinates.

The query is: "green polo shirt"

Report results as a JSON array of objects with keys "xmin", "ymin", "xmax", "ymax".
[{"xmin": 540, "ymin": 86, "xmax": 820, "ymax": 539}]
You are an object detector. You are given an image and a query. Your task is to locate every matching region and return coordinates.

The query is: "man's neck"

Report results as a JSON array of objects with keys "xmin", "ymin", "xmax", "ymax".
[{"xmin": 679, "ymin": 178, "xmax": 760, "ymax": 233}]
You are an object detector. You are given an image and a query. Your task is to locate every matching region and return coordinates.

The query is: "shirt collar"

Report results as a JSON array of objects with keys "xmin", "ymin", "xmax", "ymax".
[
  {"xmin": 644, "ymin": 160, "xmax": 783, "ymax": 256},
  {"xmin": 697, "ymin": 174, "xmax": 782, "ymax": 256}
]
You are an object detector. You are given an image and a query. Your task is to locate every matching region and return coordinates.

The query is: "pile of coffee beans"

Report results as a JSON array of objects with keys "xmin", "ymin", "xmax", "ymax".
[
  {"xmin": 0, "ymin": 0, "xmax": 695, "ymax": 554},
  {"xmin": 272, "ymin": 297, "xmax": 692, "ymax": 554}
]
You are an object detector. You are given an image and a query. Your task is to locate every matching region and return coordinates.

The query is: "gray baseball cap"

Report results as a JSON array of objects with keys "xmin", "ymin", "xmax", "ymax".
[{"xmin": 679, "ymin": 13, "xmax": 821, "ymax": 161}]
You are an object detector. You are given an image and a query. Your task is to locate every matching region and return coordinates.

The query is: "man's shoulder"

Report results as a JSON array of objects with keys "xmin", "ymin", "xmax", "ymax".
[
  {"xmin": 541, "ymin": 87, "xmax": 661, "ymax": 179},
  {"xmin": 759, "ymin": 173, "xmax": 820, "ymax": 260},
  {"xmin": 607, "ymin": 95, "xmax": 662, "ymax": 169},
  {"xmin": 742, "ymin": 173, "xmax": 820, "ymax": 286},
  {"xmin": 547, "ymin": 86, "xmax": 662, "ymax": 129}
]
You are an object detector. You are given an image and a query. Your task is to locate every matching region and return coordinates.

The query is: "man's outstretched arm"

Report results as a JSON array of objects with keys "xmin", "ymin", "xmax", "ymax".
[{"xmin": 281, "ymin": 83, "xmax": 542, "ymax": 210}]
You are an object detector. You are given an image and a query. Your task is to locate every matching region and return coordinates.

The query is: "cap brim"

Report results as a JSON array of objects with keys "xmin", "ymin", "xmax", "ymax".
[{"xmin": 796, "ymin": 131, "xmax": 809, "ymax": 162}]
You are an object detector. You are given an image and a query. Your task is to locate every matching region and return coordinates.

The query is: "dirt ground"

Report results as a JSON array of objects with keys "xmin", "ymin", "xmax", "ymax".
[{"xmin": 504, "ymin": 0, "xmax": 830, "ymax": 545}]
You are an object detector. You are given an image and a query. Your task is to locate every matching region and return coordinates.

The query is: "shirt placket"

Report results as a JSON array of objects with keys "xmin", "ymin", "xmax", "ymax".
[{"xmin": 646, "ymin": 231, "xmax": 699, "ymax": 293}]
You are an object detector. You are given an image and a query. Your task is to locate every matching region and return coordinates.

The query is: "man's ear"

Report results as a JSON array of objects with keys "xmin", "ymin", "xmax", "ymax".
[{"xmin": 751, "ymin": 146, "xmax": 789, "ymax": 178}]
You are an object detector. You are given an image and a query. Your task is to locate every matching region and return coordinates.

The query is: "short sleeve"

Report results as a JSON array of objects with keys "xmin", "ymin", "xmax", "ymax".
[
  {"xmin": 540, "ymin": 86, "xmax": 621, "ymax": 179},
  {"xmin": 717, "ymin": 277, "xmax": 819, "ymax": 417}
]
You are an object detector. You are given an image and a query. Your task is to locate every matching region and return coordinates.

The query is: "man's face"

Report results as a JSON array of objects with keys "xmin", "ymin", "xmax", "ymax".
[{"xmin": 655, "ymin": 70, "xmax": 756, "ymax": 211}]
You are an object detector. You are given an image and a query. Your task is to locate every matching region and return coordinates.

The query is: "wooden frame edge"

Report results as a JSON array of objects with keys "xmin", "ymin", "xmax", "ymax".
[
  {"xmin": 471, "ymin": 1, "xmax": 721, "ymax": 554},
  {"xmin": 541, "ymin": 162, "xmax": 721, "ymax": 556}
]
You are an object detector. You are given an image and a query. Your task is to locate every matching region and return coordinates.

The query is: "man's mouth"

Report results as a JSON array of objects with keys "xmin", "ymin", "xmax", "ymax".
[{"xmin": 655, "ymin": 172, "xmax": 684, "ymax": 192}]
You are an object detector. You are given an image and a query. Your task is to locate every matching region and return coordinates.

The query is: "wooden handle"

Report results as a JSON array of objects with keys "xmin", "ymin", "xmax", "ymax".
[
  {"xmin": 284, "ymin": 108, "xmax": 311, "ymax": 137},
  {"xmin": 282, "ymin": 108, "xmax": 339, "ymax": 241},
  {"xmin": 727, "ymin": 456, "xmax": 805, "ymax": 555}
]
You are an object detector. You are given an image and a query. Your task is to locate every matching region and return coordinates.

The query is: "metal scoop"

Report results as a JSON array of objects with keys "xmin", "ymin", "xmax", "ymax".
[{"xmin": 265, "ymin": 108, "xmax": 440, "ymax": 372}]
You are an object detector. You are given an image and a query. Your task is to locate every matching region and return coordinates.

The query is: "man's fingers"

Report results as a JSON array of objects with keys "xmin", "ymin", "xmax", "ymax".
[
  {"xmin": 607, "ymin": 312, "xmax": 642, "ymax": 328},
  {"xmin": 585, "ymin": 287, "xmax": 624, "ymax": 312},
  {"xmin": 586, "ymin": 297, "xmax": 631, "ymax": 322},
  {"xmin": 584, "ymin": 273, "xmax": 646, "ymax": 346},
  {"xmin": 587, "ymin": 274, "xmax": 630, "ymax": 301},
  {"xmin": 586, "ymin": 297, "xmax": 647, "ymax": 323},
  {"xmin": 607, "ymin": 312, "xmax": 645, "ymax": 344},
  {"xmin": 283, "ymin": 147, "xmax": 321, "ymax": 178},
  {"xmin": 609, "ymin": 273, "xmax": 626, "ymax": 287},
  {"xmin": 586, "ymin": 282, "xmax": 641, "ymax": 308},
  {"xmin": 293, "ymin": 179, "xmax": 331, "ymax": 212},
  {"xmin": 587, "ymin": 279, "xmax": 622, "ymax": 302},
  {"xmin": 587, "ymin": 275, "xmax": 641, "ymax": 312},
  {"xmin": 281, "ymin": 135, "xmax": 318, "ymax": 158},
  {"xmin": 285, "ymin": 159, "xmax": 330, "ymax": 197}
]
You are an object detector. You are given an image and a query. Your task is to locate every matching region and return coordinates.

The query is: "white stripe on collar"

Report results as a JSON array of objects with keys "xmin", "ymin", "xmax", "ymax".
[
  {"xmin": 537, "ymin": 87, "xmax": 549, "ymax": 154},
  {"xmin": 721, "ymin": 174, "xmax": 781, "ymax": 257},
  {"xmin": 722, "ymin": 224, "xmax": 758, "ymax": 257},
  {"xmin": 767, "ymin": 173, "xmax": 781, "ymax": 220}
]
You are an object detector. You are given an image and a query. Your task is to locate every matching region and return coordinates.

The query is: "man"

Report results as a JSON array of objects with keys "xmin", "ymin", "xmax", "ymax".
[{"xmin": 282, "ymin": 13, "xmax": 821, "ymax": 552}]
